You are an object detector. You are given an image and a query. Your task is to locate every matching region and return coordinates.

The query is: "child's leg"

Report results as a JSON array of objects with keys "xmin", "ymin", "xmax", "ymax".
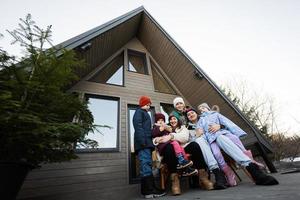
[
  {"xmin": 225, "ymin": 134, "xmax": 264, "ymax": 168},
  {"xmin": 170, "ymin": 140, "xmax": 187, "ymax": 158},
  {"xmin": 195, "ymin": 136, "xmax": 219, "ymax": 171},
  {"xmin": 137, "ymin": 148, "xmax": 153, "ymax": 177},
  {"xmin": 210, "ymin": 140, "xmax": 237, "ymax": 186},
  {"xmin": 225, "ymin": 133, "xmax": 246, "ymax": 151},
  {"xmin": 170, "ymin": 141, "xmax": 193, "ymax": 169},
  {"xmin": 210, "ymin": 141, "xmax": 227, "ymax": 169},
  {"xmin": 216, "ymin": 135, "xmax": 251, "ymax": 167}
]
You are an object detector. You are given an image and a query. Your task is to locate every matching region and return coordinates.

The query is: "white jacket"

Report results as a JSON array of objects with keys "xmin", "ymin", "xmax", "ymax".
[{"xmin": 171, "ymin": 125, "xmax": 190, "ymax": 147}]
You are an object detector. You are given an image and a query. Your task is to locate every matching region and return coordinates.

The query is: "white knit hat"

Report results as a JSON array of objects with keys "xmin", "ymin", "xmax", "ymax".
[
  {"xmin": 173, "ymin": 97, "xmax": 185, "ymax": 107},
  {"xmin": 198, "ymin": 102, "xmax": 211, "ymax": 111}
]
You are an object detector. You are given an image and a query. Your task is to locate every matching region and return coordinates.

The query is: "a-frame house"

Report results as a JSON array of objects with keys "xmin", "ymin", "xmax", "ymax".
[{"xmin": 18, "ymin": 6, "xmax": 276, "ymax": 200}]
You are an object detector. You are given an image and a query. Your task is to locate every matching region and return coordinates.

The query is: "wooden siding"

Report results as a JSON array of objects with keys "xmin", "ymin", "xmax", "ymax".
[
  {"xmin": 74, "ymin": 13, "xmax": 142, "ymax": 80},
  {"xmin": 18, "ymin": 38, "xmax": 181, "ymax": 200}
]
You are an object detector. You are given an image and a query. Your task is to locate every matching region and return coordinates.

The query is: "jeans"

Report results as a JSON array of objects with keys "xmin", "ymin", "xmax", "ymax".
[
  {"xmin": 195, "ymin": 136, "xmax": 219, "ymax": 170},
  {"xmin": 138, "ymin": 148, "xmax": 153, "ymax": 177},
  {"xmin": 216, "ymin": 134, "xmax": 251, "ymax": 167}
]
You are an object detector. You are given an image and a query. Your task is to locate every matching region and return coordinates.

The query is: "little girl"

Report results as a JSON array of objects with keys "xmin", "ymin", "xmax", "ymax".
[{"xmin": 152, "ymin": 113, "xmax": 197, "ymax": 176}]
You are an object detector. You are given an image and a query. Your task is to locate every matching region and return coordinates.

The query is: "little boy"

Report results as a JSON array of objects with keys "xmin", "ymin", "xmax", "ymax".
[{"xmin": 133, "ymin": 96, "xmax": 166, "ymax": 198}]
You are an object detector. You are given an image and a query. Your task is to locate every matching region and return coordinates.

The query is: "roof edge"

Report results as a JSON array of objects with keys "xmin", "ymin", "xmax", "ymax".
[
  {"xmin": 142, "ymin": 9, "xmax": 273, "ymax": 152},
  {"xmin": 54, "ymin": 6, "xmax": 145, "ymax": 51}
]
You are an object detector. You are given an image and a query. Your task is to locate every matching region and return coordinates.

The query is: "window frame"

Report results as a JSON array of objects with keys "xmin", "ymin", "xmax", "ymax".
[
  {"xmin": 127, "ymin": 49, "xmax": 149, "ymax": 75},
  {"xmin": 88, "ymin": 51, "xmax": 125, "ymax": 87},
  {"xmin": 150, "ymin": 58, "xmax": 177, "ymax": 95},
  {"xmin": 75, "ymin": 94, "xmax": 120, "ymax": 153}
]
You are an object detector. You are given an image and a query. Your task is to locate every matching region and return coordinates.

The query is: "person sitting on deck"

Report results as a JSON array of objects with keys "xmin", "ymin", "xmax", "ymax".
[
  {"xmin": 196, "ymin": 102, "xmax": 279, "ymax": 186},
  {"xmin": 152, "ymin": 113, "xmax": 198, "ymax": 176}
]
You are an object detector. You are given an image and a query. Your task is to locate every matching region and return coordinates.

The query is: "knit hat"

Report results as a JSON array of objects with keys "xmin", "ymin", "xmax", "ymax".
[
  {"xmin": 139, "ymin": 96, "xmax": 151, "ymax": 107},
  {"xmin": 185, "ymin": 108, "xmax": 198, "ymax": 114},
  {"xmin": 173, "ymin": 97, "xmax": 185, "ymax": 107},
  {"xmin": 154, "ymin": 113, "xmax": 165, "ymax": 122},
  {"xmin": 168, "ymin": 114, "xmax": 182, "ymax": 128},
  {"xmin": 198, "ymin": 103, "xmax": 211, "ymax": 111}
]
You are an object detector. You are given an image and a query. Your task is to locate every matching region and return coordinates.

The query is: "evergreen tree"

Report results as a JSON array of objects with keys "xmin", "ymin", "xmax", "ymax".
[{"xmin": 0, "ymin": 14, "xmax": 96, "ymax": 166}]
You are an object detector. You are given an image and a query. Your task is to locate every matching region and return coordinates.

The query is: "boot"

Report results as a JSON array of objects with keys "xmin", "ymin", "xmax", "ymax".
[
  {"xmin": 244, "ymin": 150, "xmax": 265, "ymax": 169},
  {"xmin": 170, "ymin": 173, "xmax": 181, "ymax": 195},
  {"xmin": 141, "ymin": 176, "xmax": 166, "ymax": 198},
  {"xmin": 222, "ymin": 165, "xmax": 237, "ymax": 186},
  {"xmin": 198, "ymin": 169, "xmax": 214, "ymax": 190},
  {"xmin": 212, "ymin": 168, "xmax": 227, "ymax": 190},
  {"xmin": 246, "ymin": 163, "xmax": 279, "ymax": 186}
]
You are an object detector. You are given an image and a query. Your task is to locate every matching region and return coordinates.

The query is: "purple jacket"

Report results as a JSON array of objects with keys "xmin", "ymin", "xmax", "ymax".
[{"xmin": 152, "ymin": 125, "xmax": 171, "ymax": 154}]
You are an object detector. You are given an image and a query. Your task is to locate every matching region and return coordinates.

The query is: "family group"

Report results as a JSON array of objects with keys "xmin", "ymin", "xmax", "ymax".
[{"xmin": 133, "ymin": 96, "xmax": 278, "ymax": 198}]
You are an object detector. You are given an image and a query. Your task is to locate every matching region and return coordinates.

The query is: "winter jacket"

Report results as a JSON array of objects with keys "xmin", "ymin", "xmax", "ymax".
[
  {"xmin": 197, "ymin": 111, "xmax": 247, "ymax": 144},
  {"xmin": 171, "ymin": 125, "xmax": 190, "ymax": 148},
  {"xmin": 152, "ymin": 126, "xmax": 171, "ymax": 154},
  {"xmin": 187, "ymin": 121, "xmax": 208, "ymax": 142},
  {"xmin": 133, "ymin": 108, "xmax": 154, "ymax": 152}
]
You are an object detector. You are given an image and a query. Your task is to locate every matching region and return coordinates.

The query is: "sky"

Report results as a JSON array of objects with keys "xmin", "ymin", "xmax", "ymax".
[{"xmin": 1, "ymin": 0, "xmax": 300, "ymax": 136}]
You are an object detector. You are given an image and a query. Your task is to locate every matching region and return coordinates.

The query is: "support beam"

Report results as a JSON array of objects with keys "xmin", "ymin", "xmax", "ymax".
[{"xmin": 255, "ymin": 142, "xmax": 277, "ymax": 173}]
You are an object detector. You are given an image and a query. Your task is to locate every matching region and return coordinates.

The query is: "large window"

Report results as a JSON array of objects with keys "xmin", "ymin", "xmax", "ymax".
[
  {"xmin": 89, "ymin": 52, "xmax": 124, "ymax": 86},
  {"xmin": 128, "ymin": 49, "xmax": 148, "ymax": 74},
  {"xmin": 77, "ymin": 95, "xmax": 119, "ymax": 151},
  {"xmin": 128, "ymin": 105, "xmax": 154, "ymax": 183}
]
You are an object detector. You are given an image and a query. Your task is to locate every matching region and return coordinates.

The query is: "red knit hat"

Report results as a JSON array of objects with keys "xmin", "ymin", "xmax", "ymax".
[
  {"xmin": 155, "ymin": 113, "xmax": 165, "ymax": 123},
  {"xmin": 139, "ymin": 96, "xmax": 151, "ymax": 107}
]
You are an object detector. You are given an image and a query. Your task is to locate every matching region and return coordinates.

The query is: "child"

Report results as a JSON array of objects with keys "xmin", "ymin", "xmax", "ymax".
[
  {"xmin": 152, "ymin": 113, "xmax": 197, "ymax": 176},
  {"xmin": 196, "ymin": 102, "xmax": 278, "ymax": 186},
  {"xmin": 133, "ymin": 96, "xmax": 166, "ymax": 198}
]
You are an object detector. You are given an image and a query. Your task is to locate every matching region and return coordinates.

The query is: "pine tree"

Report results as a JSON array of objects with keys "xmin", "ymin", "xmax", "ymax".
[{"xmin": 0, "ymin": 14, "xmax": 96, "ymax": 166}]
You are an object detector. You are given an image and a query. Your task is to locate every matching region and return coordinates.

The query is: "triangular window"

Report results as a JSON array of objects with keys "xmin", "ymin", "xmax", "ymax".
[
  {"xmin": 89, "ymin": 52, "xmax": 124, "ymax": 86},
  {"xmin": 151, "ymin": 60, "xmax": 176, "ymax": 94},
  {"xmin": 128, "ymin": 49, "xmax": 148, "ymax": 74}
]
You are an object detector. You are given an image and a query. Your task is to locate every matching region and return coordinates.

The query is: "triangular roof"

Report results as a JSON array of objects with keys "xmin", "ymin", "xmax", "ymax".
[{"xmin": 57, "ymin": 6, "xmax": 273, "ymax": 152}]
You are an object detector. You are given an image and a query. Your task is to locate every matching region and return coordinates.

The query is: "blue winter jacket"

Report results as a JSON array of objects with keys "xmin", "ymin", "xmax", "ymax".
[
  {"xmin": 133, "ymin": 108, "xmax": 154, "ymax": 152},
  {"xmin": 197, "ymin": 111, "xmax": 247, "ymax": 144}
]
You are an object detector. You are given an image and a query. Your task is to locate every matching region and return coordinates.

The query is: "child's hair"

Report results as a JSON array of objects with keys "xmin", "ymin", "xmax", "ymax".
[{"xmin": 168, "ymin": 115, "xmax": 182, "ymax": 131}]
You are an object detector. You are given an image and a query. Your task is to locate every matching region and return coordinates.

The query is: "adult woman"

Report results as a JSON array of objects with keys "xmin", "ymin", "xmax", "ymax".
[
  {"xmin": 170, "ymin": 97, "xmax": 188, "ymax": 126},
  {"xmin": 186, "ymin": 108, "xmax": 237, "ymax": 186},
  {"xmin": 196, "ymin": 103, "xmax": 279, "ymax": 186}
]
